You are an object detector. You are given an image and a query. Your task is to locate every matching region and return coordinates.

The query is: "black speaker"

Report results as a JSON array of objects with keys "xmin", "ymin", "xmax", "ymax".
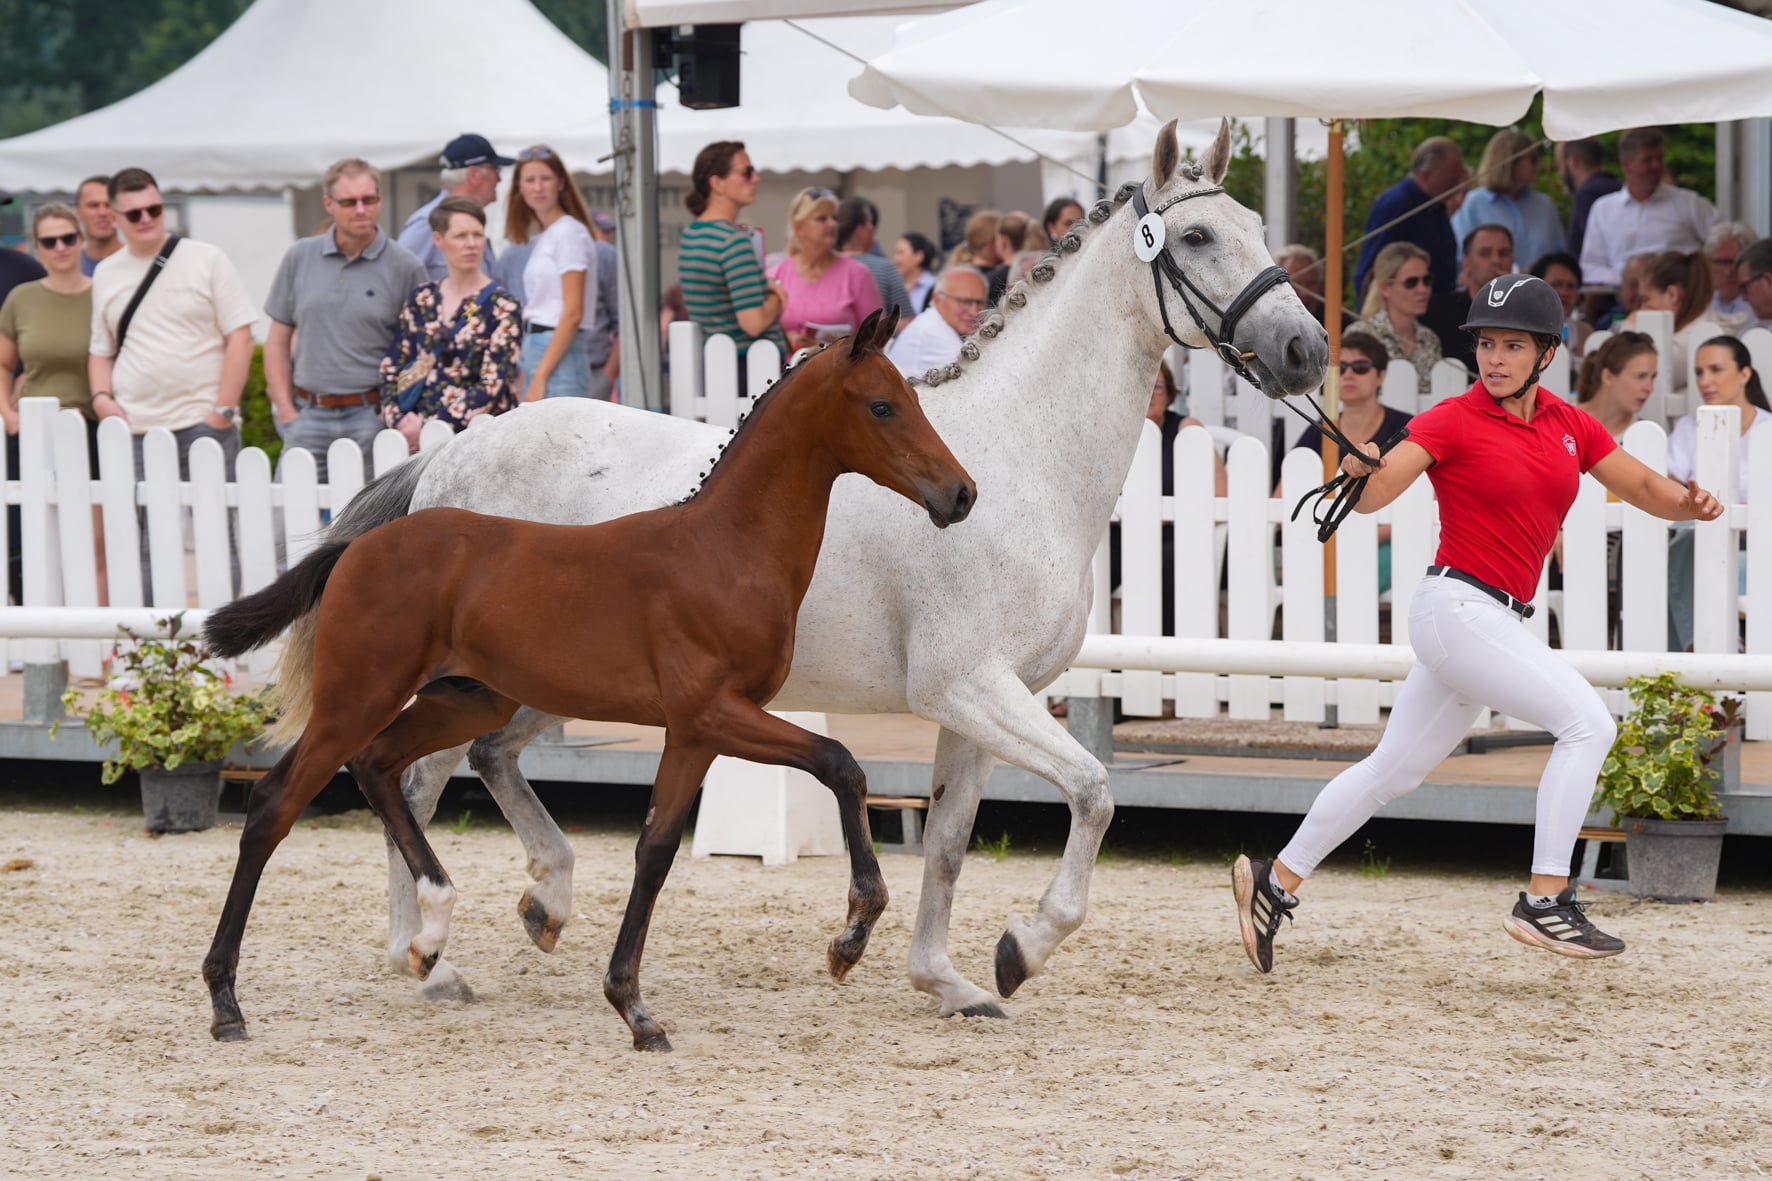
[{"xmin": 671, "ymin": 24, "xmax": 741, "ymax": 110}]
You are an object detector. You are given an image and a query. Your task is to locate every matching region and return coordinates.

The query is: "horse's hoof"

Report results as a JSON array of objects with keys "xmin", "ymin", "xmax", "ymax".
[
  {"xmin": 958, "ymin": 1001, "xmax": 1008, "ymax": 1019},
  {"xmin": 518, "ymin": 890, "xmax": 564, "ymax": 954},
  {"xmin": 408, "ymin": 944, "xmax": 440, "ymax": 982},
  {"xmin": 994, "ymin": 930, "xmax": 1030, "ymax": 998},
  {"xmin": 418, "ymin": 963, "xmax": 476, "ymax": 1004},
  {"xmin": 211, "ymin": 1020, "xmax": 249, "ymax": 1043},
  {"xmin": 825, "ymin": 924, "xmax": 872, "ymax": 982},
  {"xmin": 633, "ymin": 1030, "xmax": 673, "ymax": 1053}
]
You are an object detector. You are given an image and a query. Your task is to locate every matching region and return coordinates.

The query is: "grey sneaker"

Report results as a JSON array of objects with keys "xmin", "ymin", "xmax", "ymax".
[
  {"xmin": 1502, "ymin": 888, "xmax": 1625, "ymax": 959},
  {"xmin": 1232, "ymin": 855, "xmax": 1296, "ymax": 973}
]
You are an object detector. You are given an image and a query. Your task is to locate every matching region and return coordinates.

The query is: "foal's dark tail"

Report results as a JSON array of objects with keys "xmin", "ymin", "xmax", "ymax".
[{"xmin": 203, "ymin": 449, "xmax": 438, "ymax": 747}]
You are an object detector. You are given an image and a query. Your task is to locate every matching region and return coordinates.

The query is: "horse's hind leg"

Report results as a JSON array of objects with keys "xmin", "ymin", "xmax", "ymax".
[
  {"xmin": 204, "ymin": 733, "xmax": 377, "ymax": 1041},
  {"xmin": 687, "ymin": 697, "xmax": 888, "ymax": 982},
  {"xmin": 466, "ymin": 707, "xmax": 576, "ymax": 954},
  {"xmin": 348, "ymin": 679, "xmax": 521, "ymax": 984},
  {"xmin": 604, "ymin": 741, "xmax": 717, "ymax": 1052}
]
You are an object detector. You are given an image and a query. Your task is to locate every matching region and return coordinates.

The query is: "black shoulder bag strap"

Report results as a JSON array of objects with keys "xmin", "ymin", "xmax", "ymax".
[{"xmin": 113, "ymin": 234, "xmax": 181, "ymax": 358}]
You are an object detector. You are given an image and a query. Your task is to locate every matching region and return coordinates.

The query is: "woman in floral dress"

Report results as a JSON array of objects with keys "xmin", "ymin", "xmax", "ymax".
[{"xmin": 380, "ymin": 196, "xmax": 522, "ymax": 450}]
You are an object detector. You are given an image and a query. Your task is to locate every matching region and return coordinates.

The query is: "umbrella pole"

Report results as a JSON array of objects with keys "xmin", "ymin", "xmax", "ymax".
[{"xmin": 1321, "ymin": 119, "xmax": 1345, "ymax": 727}]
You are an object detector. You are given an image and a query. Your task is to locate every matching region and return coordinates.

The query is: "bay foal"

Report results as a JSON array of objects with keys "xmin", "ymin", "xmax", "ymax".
[{"xmin": 203, "ymin": 307, "xmax": 976, "ymax": 1049}]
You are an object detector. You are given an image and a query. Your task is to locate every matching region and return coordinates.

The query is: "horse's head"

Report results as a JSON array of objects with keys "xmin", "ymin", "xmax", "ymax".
[
  {"xmin": 1131, "ymin": 118, "xmax": 1328, "ymax": 399},
  {"xmin": 810, "ymin": 306, "xmax": 976, "ymax": 528}
]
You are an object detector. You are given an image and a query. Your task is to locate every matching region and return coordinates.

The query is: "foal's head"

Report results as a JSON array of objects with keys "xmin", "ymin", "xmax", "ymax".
[{"xmin": 805, "ymin": 306, "xmax": 976, "ymax": 528}]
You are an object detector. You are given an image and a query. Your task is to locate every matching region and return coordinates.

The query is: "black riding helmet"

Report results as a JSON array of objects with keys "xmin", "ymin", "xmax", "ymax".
[{"xmin": 1461, "ymin": 275, "xmax": 1564, "ymax": 401}]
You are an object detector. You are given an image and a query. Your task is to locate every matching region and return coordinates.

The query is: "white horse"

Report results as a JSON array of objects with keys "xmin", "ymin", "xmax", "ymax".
[{"xmin": 355, "ymin": 120, "xmax": 1328, "ymax": 1016}]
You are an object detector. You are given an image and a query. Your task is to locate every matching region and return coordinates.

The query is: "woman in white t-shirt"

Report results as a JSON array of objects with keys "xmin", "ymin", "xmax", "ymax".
[
  {"xmin": 1666, "ymin": 334, "xmax": 1768, "ymax": 649},
  {"xmin": 505, "ymin": 144, "xmax": 598, "ymax": 399}
]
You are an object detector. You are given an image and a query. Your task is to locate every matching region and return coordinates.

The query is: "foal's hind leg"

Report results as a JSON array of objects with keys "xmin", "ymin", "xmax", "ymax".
[
  {"xmin": 387, "ymin": 745, "xmax": 468, "ymax": 979},
  {"xmin": 603, "ymin": 741, "xmax": 718, "ymax": 1052},
  {"xmin": 349, "ymin": 679, "xmax": 522, "ymax": 984}
]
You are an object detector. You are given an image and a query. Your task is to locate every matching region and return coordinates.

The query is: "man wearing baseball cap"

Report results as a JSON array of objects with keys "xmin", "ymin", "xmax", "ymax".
[{"xmin": 397, "ymin": 133, "xmax": 515, "ymax": 282}]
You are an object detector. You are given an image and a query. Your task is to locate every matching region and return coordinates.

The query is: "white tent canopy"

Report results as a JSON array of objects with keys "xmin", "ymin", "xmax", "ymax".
[
  {"xmin": 623, "ymin": 0, "xmax": 965, "ymax": 28},
  {"xmin": 852, "ymin": 0, "xmax": 1772, "ymax": 140}
]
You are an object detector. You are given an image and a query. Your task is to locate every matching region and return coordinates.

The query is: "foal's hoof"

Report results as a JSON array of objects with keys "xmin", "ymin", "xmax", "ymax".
[
  {"xmin": 825, "ymin": 923, "xmax": 873, "ymax": 982},
  {"xmin": 517, "ymin": 890, "xmax": 564, "ymax": 954},
  {"xmin": 211, "ymin": 1020, "xmax": 250, "ymax": 1043},
  {"xmin": 633, "ymin": 1030, "xmax": 674, "ymax": 1053},
  {"xmin": 994, "ymin": 930, "xmax": 1030, "ymax": 998},
  {"xmin": 408, "ymin": 943, "xmax": 441, "ymax": 982}
]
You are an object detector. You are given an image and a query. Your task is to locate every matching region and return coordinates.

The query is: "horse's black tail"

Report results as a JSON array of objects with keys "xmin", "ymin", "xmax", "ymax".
[{"xmin": 203, "ymin": 538, "xmax": 348, "ymax": 659}]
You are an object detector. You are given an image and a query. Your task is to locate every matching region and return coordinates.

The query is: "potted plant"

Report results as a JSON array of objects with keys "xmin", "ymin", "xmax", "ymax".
[
  {"xmin": 56, "ymin": 615, "xmax": 273, "ymax": 833},
  {"xmin": 1592, "ymin": 672, "xmax": 1739, "ymax": 903}
]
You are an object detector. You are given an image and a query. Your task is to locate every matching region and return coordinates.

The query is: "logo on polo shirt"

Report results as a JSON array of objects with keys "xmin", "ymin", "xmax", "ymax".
[
  {"xmin": 1487, "ymin": 276, "xmax": 1532, "ymax": 307},
  {"xmin": 1562, "ymin": 433, "xmax": 1577, "ymax": 456}
]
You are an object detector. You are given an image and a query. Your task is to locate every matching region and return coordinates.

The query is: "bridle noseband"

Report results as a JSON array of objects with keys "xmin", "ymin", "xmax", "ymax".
[{"xmin": 1130, "ymin": 182, "xmax": 1291, "ymax": 391}]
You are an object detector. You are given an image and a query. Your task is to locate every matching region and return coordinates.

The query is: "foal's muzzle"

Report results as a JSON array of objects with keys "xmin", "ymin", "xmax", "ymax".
[{"xmin": 925, "ymin": 480, "xmax": 975, "ymax": 529}]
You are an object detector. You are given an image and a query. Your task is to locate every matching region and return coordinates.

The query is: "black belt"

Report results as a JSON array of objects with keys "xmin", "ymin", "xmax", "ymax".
[
  {"xmin": 526, "ymin": 322, "xmax": 555, "ymax": 334},
  {"xmin": 1427, "ymin": 565, "xmax": 1535, "ymax": 619}
]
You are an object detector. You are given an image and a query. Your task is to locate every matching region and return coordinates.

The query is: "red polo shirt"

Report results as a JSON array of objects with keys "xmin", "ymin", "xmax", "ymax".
[{"xmin": 1406, "ymin": 383, "xmax": 1616, "ymax": 603}]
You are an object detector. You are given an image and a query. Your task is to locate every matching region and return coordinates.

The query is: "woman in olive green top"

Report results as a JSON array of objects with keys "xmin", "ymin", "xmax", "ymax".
[{"xmin": 0, "ymin": 203, "xmax": 105, "ymax": 598}]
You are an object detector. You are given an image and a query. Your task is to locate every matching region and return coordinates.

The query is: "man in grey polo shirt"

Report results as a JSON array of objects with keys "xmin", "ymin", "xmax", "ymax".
[
  {"xmin": 584, "ymin": 209, "xmax": 621, "ymax": 400},
  {"xmin": 398, "ymin": 133, "xmax": 514, "ymax": 284},
  {"xmin": 265, "ymin": 157, "xmax": 427, "ymax": 483}
]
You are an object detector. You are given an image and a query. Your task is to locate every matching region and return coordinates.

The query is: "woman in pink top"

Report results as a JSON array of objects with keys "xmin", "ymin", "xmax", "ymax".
[{"xmin": 771, "ymin": 188, "xmax": 882, "ymax": 353}]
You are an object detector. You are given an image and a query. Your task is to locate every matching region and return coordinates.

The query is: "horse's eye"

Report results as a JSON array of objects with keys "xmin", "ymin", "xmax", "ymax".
[
  {"xmin": 869, "ymin": 401, "xmax": 894, "ymax": 419},
  {"xmin": 1183, "ymin": 230, "xmax": 1209, "ymax": 247}
]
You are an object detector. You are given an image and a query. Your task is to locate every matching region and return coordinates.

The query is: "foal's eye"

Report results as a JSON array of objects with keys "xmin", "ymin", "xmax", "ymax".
[{"xmin": 869, "ymin": 401, "xmax": 894, "ymax": 419}]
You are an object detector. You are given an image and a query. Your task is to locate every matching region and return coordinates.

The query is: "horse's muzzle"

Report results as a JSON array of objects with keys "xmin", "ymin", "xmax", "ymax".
[{"xmin": 925, "ymin": 480, "xmax": 975, "ymax": 529}]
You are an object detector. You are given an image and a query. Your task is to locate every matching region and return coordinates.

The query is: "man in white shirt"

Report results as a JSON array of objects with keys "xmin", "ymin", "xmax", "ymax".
[
  {"xmin": 1706, "ymin": 221, "xmax": 1760, "ymax": 335},
  {"xmin": 1578, "ymin": 128, "xmax": 1717, "ymax": 288},
  {"xmin": 88, "ymin": 167, "xmax": 258, "ymax": 600},
  {"xmin": 888, "ymin": 266, "xmax": 988, "ymax": 378}
]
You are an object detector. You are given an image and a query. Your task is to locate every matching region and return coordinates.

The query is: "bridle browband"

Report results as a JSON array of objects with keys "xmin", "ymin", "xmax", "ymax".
[
  {"xmin": 1131, "ymin": 182, "xmax": 1291, "ymax": 390},
  {"xmin": 1131, "ymin": 180, "xmax": 1395, "ymax": 543}
]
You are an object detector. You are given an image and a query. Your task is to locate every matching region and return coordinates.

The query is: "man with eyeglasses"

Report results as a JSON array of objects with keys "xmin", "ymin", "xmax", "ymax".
[
  {"xmin": 88, "ymin": 167, "xmax": 258, "ymax": 601},
  {"xmin": 1706, "ymin": 222, "xmax": 1760, "ymax": 335},
  {"xmin": 1733, "ymin": 239, "xmax": 1772, "ymax": 329},
  {"xmin": 398, "ymin": 134, "xmax": 514, "ymax": 284},
  {"xmin": 264, "ymin": 157, "xmax": 427, "ymax": 483},
  {"xmin": 886, "ymin": 265, "xmax": 988, "ymax": 377}
]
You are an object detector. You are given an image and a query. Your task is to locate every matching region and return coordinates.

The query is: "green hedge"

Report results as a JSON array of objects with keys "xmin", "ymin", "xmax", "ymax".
[{"xmin": 239, "ymin": 344, "xmax": 280, "ymax": 465}]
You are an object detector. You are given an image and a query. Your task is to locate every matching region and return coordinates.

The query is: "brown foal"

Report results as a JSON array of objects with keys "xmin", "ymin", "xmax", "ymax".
[{"xmin": 202, "ymin": 307, "xmax": 976, "ymax": 1050}]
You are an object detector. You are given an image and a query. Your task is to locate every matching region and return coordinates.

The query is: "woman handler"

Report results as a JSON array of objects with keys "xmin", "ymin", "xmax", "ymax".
[{"xmin": 1233, "ymin": 275, "xmax": 1725, "ymax": 971}]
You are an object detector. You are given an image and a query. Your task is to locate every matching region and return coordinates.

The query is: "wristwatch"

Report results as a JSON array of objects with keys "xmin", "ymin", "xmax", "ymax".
[{"xmin": 212, "ymin": 404, "xmax": 239, "ymax": 424}]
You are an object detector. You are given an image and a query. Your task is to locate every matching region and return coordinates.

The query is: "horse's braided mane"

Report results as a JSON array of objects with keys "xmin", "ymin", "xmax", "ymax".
[
  {"xmin": 677, "ymin": 322, "xmax": 888, "ymax": 503},
  {"xmin": 907, "ymin": 181, "xmax": 1143, "ymax": 390}
]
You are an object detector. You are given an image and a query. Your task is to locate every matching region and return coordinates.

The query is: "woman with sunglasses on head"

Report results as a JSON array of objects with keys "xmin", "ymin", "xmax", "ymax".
[
  {"xmin": 679, "ymin": 141, "xmax": 786, "ymax": 394},
  {"xmin": 1349, "ymin": 241, "xmax": 1441, "ymax": 396},
  {"xmin": 1, "ymin": 204, "xmax": 105, "ymax": 597},
  {"xmin": 769, "ymin": 188, "xmax": 882, "ymax": 354},
  {"xmin": 505, "ymin": 144, "xmax": 597, "ymax": 400},
  {"xmin": 1234, "ymin": 275, "xmax": 1725, "ymax": 974}
]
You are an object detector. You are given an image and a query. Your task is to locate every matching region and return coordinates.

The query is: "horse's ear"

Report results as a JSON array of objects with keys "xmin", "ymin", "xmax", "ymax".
[
  {"xmin": 1151, "ymin": 119, "xmax": 1181, "ymax": 190},
  {"xmin": 851, "ymin": 308, "xmax": 883, "ymax": 360},
  {"xmin": 1205, "ymin": 117, "xmax": 1233, "ymax": 185}
]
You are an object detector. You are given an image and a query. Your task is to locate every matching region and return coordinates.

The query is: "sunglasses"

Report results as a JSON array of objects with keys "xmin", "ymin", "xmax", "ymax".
[
  {"xmin": 728, "ymin": 164, "xmax": 758, "ymax": 180},
  {"xmin": 517, "ymin": 145, "xmax": 556, "ymax": 161},
  {"xmin": 36, "ymin": 232, "xmax": 80, "ymax": 250},
  {"xmin": 1396, "ymin": 274, "xmax": 1432, "ymax": 290},
  {"xmin": 120, "ymin": 203, "xmax": 164, "ymax": 223},
  {"xmin": 328, "ymin": 194, "xmax": 382, "ymax": 209},
  {"xmin": 796, "ymin": 187, "xmax": 837, "ymax": 203},
  {"xmin": 1339, "ymin": 359, "xmax": 1377, "ymax": 375}
]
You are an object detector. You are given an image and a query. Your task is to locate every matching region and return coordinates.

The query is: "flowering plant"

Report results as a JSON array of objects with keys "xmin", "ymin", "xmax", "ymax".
[
  {"xmin": 55, "ymin": 614, "xmax": 274, "ymax": 784},
  {"xmin": 1593, "ymin": 673, "xmax": 1739, "ymax": 822}
]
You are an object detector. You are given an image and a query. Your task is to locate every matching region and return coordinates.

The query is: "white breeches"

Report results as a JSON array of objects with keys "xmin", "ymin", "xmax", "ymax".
[{"xmin": 1280, "ymin": 573, "xmax": 1617, "ymax": 879}]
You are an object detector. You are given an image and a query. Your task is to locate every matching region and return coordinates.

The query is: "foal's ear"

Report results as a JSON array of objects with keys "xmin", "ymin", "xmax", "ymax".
[
  {"xmin": 1151, "ymin": 119, "xmax": 1181, "ymax": 190},
  {"xmin": 1205, "ymin": 117, "xmax": 1233, "ymax": 185},
  {"xmin": 880, "ymin": 303, "xmax": 901, "ymax": 341},
  {"xmin": 851, "ymin": 308, "xmax": 884, "ymax": 359}
]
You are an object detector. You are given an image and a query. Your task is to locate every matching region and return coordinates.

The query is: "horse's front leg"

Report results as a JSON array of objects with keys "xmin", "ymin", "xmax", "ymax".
[
  {"xmin": 905, "ymin": 726, "xmax": 1005, "ymax": 1017},
  {"xmin": 918, "ymin": 665, "xmax": 1113, "ymax": 999},
  {"xmin": 693, "ymin": 696, "xmax": 888, "ymax": 980},
  {"xmin": 466, "ymin": 707, "xmax": 577, "ymax": 954},
  {"xmin": 603, "ymin": 742, "xmax": 717, "ymax": 1052}
]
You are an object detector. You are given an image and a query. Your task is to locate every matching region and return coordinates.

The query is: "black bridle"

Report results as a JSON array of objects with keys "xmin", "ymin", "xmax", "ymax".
[{"xmin": 1130, "ymin": 181, "xmax": 1390, "ymax": 543}]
